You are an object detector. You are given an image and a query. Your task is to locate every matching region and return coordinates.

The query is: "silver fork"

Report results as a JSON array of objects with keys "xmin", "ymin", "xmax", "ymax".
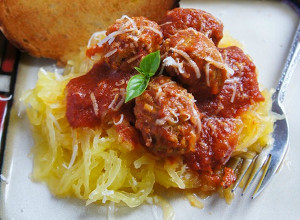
[{"xmin": 230, "ymin": 21, "xmax": 300, "ymax": 199}]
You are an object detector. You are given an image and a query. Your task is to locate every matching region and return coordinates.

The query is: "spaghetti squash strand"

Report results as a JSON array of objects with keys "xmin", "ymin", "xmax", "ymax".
[{"xmin": 22, "ymin": 66, "xmax": 274, "ymax": 210}]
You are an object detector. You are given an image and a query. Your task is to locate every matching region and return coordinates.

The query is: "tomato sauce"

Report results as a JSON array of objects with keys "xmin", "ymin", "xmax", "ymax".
[
  {"xmin": 66, "ymin": 12, "xmax": 265, "ymax": 188},
  {"xmin": 185, "ymin": 117, "xmax": 240, "ymax": 172},
  {"xmin": 66, "ymin": 61, "xmax": 142, "ymax": 148},
  {"xmin": 196, "ymin": 46, "xmax": 264, "ymax": 118}
]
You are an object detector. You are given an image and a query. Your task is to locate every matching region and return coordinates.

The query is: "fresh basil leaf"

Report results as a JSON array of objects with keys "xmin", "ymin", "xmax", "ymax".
[
  {"xmin": 140, "ymin": 51, "xmax": 161, "ymax": 74},
  {"xmin": 134, "ymin": 67, "xmax": 143, "ymax": 75},
  {"xmin": 125, "ymin": 74, "xmax": 149, "ymax": 103},
  {"xmin": 148, "ymin": 72, "xmax": 156, "ymax": 77},
  {"xmin": 125, "ymin": 51, "xmax": 161, "ymax": 102}
]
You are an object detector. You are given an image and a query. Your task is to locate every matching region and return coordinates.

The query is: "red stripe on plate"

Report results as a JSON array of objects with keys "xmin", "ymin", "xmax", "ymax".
[
  {"xmin": 0, "ymin": 97, "xmax": 8, "ymax": 141},
  {"xmin": 2, "ymin": 43, "xmax": 17, "ymax": 73}
]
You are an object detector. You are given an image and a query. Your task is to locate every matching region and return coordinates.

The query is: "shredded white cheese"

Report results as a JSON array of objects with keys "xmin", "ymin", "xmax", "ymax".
[
  {"xmin": 127, "ymin": 54, "xmax": 143, "ymax": 63},
  {"xmin": 87, "ymin": 31, "xmax": 106, "ymax": 48},
  {"xmin": 94, "ymin": 15, "xmax": 161, "ymax": 52},
  {"xmin": 163, "ymin": 56, "xmax": 185, "ymax": 75},
  {"xmin": 182, "ymin": 112, "xmax": 191, "ymax": 121},
  {"xmin": 205, "ymin": 62, "xmax": 211, "ymax": 86},
  {"xmin": 156, "ymin": 118, "xmax": 166, "ymax": 126},
  {"xmin": 121, "ymin": 15, "xmax": 138, "ymax": 33},
  {"xmin": 113, "ymin": 114, "xmax": 124, "ymax": 125},
  {"xmin": 158, "ymin": 65, "xmax": 165, "ymax": 76},
  {"xmin": 159, "ymin": 21, "xmax": 172, "ymax": 26},
  {"xmin": 108, "ymin": 88, "xmax": 126, "ymax": 111},
  {"xmin": 230, "ymin": 82, "xmax": 237, "ymax": 103},
  {"xmin": 115, "ymin": 79, "xmax": 125, "ymax": 86},
  {"xmin": 170, "ymin": 48, "xmax": 201, "ymax": 79},
  {"xmin": 97, "ymin": 28, "xmax": 135, "ymax": 47},
  {"xmin": 144, "ymin": 26, "xmax": 163, "ymax": 38},
  {"xmin": 90, "ymin": 92, "xmax": 99, "ymax": 116},
  {"xmin": 205, "ymin": 57, "xmax": 234, "ymax": 76},
  {"xmin": 104, "ymin": 48, "xmax": 118, "ymax": 58}
]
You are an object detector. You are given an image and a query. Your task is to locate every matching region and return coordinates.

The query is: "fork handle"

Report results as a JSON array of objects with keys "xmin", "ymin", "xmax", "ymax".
[{"xmin": 275, "ymin": 21, "xmax": 300, "ymax": 105}]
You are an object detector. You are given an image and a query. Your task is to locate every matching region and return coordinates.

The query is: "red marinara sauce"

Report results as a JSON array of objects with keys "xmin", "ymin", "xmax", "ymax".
[
  {"xmin": 66, "ymin": 61, "xmax": 141, "ymax": 148},
  {"xmin": 195, "ymin": 46, "xmax": 265, "ymax": 118},
  {"xmin": 66, "ymin": 11, "xmax": 266, "ymax": 189}
]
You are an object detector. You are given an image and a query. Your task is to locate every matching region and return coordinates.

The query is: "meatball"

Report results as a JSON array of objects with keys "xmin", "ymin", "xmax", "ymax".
[
  {"xmin": 196, "ymin": 46, "xmax": 265, "ymax": 117},
  {"xmin": 160, "ymin": 8, "xmax": 223, "ymax": 45},
  {"xmin": 134, "ymin": 76, "xmax": 202, "ymax": 157},
  {"xmin": 162, "ymin": 28, "xmax": 231, "ymax": 95},
  {"xmin": 88, "ymin": 16, "xmax": 163, "ymax": 70}
]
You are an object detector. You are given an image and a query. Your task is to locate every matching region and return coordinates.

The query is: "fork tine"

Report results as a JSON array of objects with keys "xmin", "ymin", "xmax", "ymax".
[
  {"xmin": 231, "ymin": 155, "xmax": 256, "ymax": 192},
  {"xmin": 241, "ymin": 151, "xmax": 269, "ymax": 195},
  {"xmin": 252, "ymin": 147, "xmax": 288, "ymax": 199},
  {"xmin": 251, "ymin": 117, "xmax": 289, "ymax": 198},
  {"xmin": 252, "ymin": 154, "xmax": 272, "ymax": 199},
  {"xmin": 227, "ymin": 156, "xmax": 241, "ymax": 170}
]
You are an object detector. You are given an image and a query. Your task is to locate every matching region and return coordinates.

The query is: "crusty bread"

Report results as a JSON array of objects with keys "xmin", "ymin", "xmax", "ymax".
[{"xmin": 0, "ymin": 0, "xmax": 179, "ymax": 64}]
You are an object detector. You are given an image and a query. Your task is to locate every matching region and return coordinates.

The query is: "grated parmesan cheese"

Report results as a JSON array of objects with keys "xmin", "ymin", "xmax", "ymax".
[
  {"xmin": 205, "ymin": 62, "xmax": 211, "ymax": 86},
  {"xmin": 230, "ymin": 82, "xmax": 237, "ymax": 103},
  {"xmin": 104, "ymin": 48, "xmax": 118, "ymax": 58},
  {"xmin": 159, "ymin": 21, "xmax": 172, "ymax": 26},
  {"xmin": 120, "ymin": 15, "xmax": 139, "ymax": 34},
  {"xmin": 170, "ymin": 48, "xmax": 201, "ymax": 79},
  {"xmin": 97, "ymin": 28, "xmax": 135, "ymax": 47},
  {"xmin": 205, "ymin": 57, "xmax": 234, "ymax": 76},
  {"xmin": 144, "ymin": 26, "xmax": 163, "ymax": 38},
  {"xmin": 113, "ymin": 114, "xmax": 124, "ymax": 125},
  {"xmin": 163, "ymin": 56, "xmax": 185, "ymax": 75},
  {"xmin": 115, "ymin": 79, "xmax": 125, "ymax": 86},
  {"xmin": 90, "ymin": 92, "xmax": 99, "ymax": 116},
  {"xmin": 108, "ymin": 88, "xmax": 126, "ymax": 111},
  {"xmin": 127, "ymin": 54, "xmax": 143, "ymax": 63},
  {"xmin": 87, "ymin": 31, "xmax": 106, "ymax": 48}
]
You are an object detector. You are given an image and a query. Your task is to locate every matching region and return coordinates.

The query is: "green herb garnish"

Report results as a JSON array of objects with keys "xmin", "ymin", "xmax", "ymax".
[{"xmin": 125, "ymin": 51, "xmax": 161, "ymax": 103}]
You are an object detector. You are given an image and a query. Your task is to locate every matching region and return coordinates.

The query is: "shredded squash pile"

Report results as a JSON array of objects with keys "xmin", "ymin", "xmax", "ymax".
[
  {"xmin": 22, "ymin": 68, "xmax": 274, "ymax": 207},
  {"xmin": 21, "ymin": 35, "xmax": 275, "ymax": 211}
]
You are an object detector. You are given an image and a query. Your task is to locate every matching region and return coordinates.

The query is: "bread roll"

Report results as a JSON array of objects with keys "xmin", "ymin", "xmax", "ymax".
[{"xmin": 0, "ymin": 0, "xmax": 179, "ymax": 64}]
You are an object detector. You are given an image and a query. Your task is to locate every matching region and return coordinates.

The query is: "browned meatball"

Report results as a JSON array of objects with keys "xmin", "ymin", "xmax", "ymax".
[
  {"xmin": 91, "ymin": 16, "xmax": 163, "ymax": 70},
  {"xmin": 196, "ymin": 46, "xmax": 265, "ymax": 117},
  {"xmin": 160, "ymin": 8, "xmax": 223, "ymax": 45},
  {"xmin": 134, "ymin": 76, "xmax": 202, "ymax": 157},
  {"xmin": 162, "ymin": 28, "xmax": 232, "ymax": 95}
]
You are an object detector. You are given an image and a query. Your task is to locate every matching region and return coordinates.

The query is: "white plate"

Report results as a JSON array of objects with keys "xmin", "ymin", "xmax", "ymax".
[{"xmin": 1, "ymin": 1, "xmax": 300, "ymax": 219}]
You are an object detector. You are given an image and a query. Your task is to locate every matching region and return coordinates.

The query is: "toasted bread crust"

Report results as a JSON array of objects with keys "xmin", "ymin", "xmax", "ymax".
[{"xmin": 0, "ymin": 0, "xmax": 179, "ymax": 64}]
